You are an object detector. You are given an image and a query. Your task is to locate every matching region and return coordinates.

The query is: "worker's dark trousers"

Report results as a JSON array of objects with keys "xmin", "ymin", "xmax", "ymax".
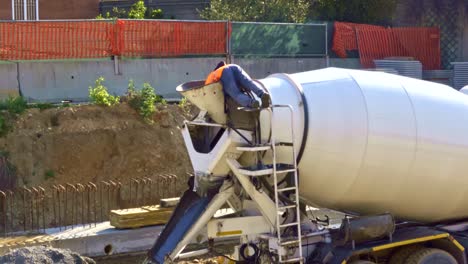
[{"xmin": 220, "ymin": 64, "xmax": 265, "ymax": 107}]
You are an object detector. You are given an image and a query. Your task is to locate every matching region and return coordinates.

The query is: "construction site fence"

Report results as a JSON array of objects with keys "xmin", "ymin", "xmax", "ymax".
[
  {"xmin": 332, "ymin": 22, "xmax": 441, "ymax": 70},
  {"xmin": 0, "ymin": 19, "xmax": 328, "ymax": 61},
  {"xmin": 0, "ymin": 19, "xmax": 441, "ymax": 70},
  {"xmin": 0, "ymin": 173, "xmax": 191, "ymax": 236}
]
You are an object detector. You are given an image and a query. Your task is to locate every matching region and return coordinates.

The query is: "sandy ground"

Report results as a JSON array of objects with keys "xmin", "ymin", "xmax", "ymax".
[
  {"xmin": 0, "ymin": 246, "xmax": 96, "ymax": 264},
  {"xmin": 0, "ymin": 103, "xmax": 195, "ymax": 189}
]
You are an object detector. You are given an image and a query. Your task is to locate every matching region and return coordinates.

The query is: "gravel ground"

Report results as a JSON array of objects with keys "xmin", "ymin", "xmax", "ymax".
[{"xmin": 0, "ymin": 246, "xmax": 96, "ymax": 264}]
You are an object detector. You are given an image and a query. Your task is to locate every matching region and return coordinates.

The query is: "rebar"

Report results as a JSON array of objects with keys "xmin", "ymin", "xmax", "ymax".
[
  {"xmin": 66, "ymin": 183, "xmax": 77, "ymax": 229},
  {"xmin": 0, "ymin": 191, "xmax": 6, "ymax": 236},
  {"xmin": 57, "ymin": 184, "xmax": 65, "ymax": 230},
  {"xmin": 31, "ymin": 187, "xmax": 40, "ymax": 232},
  {"xmin": 22, "ymin": 187, "xmax": 32, "ymax": 231},
  {"xmin": 76, "ymin": 184, "xmax": 85, "ymax": 227},
  {"xmin": 100, "ymin": 181, "xmax": 110, "ymax": 222},
  {"xmin": 87, "ymin": 182, "xmax": 97, "ymax": 227},
  {"xmin": 143, "ymin": 177, "xmax": 153, "ymax": 205},
  {"xmin": 38, "ymin": 186, "xmax": 46, "ymax": 233}
]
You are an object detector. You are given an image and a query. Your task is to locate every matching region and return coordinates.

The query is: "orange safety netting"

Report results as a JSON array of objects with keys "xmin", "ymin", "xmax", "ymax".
[
  {"xmin": 115, "ymin": 20, "xmax": 227, "ymax": 57},
  {"xmin": 332, "ymin": 22, "xmax": 441, "ymax": 70},
  {"xmin": 0, "ymin": 20, "xmax": 228, "ymax": 60},
  {"xmin": 0, "ymin": 21, "xmax": 114, "ymax": 60}
]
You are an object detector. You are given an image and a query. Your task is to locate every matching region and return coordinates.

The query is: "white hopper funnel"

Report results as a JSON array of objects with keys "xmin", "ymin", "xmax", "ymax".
[{"xmin": 176, "ymin": 80, "xmax": 227, "ymax": 124}]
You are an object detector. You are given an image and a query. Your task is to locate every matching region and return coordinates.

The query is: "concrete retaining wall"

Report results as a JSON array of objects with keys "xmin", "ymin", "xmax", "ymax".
[
  {"xmin": 7, "ymin": 57, "xmax": 362, "ymax": 102},
  {"xmin": 0, "ymin": 62, "xmax": 20, "ymax": 98}
]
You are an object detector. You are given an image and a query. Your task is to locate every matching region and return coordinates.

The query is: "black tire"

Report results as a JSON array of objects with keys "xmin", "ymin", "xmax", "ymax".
[
  {"xmin": 406, "ymin": 248, "xmax": 457, "ymax": 264},
  {"xmin": 389, "ymin": 244, "xmax": 426, "ymax": 264}
]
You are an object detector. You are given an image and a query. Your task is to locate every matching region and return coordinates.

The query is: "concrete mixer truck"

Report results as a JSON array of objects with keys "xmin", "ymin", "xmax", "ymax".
[{"xmin": 147, "ymin": 68, "xmax": 468, "ymax": 264}]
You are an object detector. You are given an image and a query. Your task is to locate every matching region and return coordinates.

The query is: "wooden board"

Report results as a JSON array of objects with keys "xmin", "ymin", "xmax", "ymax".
[{"xmin": 109, "ymin": 205, "xmax": 174, "ymax": 229}]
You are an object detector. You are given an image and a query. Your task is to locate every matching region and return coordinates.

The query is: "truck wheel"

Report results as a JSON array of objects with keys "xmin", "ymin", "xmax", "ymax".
[
  {"xmin": 388, "ymin": 244, "xmax": 426, "ymax": 264},
  {"xmin": 406, "ymin": 248, "xmax": 457, "ymax": 264}
]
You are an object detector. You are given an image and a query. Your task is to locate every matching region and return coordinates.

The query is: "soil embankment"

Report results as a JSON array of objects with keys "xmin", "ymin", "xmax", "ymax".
[{"xmin": 0, "ymin": 103, "xmax": 194, "ymax": 189}]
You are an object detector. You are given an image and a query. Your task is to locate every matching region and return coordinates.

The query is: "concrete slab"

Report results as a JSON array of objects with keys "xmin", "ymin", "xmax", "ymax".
[
  {"xmin": 18, "ymin": 58, "xmax": 225, "ymax": 102},
  {"xmin": 0, "ymin": 62, "xmax": 20, "ymax": 98}
]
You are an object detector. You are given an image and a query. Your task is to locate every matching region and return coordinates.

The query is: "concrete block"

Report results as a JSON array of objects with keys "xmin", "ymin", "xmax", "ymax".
[
  {"xmin": 19, "ymin": 57, "xmax": 225, "ymax": 102},
  {"xmin": 0, "ymin": 62, "xmax": 19, "ymax": 98},
  {"xmin": 329, "ymin": 58, "xmax": 362, "ymax": 69}
]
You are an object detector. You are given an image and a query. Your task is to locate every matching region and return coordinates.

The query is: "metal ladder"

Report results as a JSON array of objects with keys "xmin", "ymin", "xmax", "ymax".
[
  {"xmin": 236, "ymin": 104, "xmax": 303, "ymax": 263},
  {"xmin": 270, "ymin": 105, "xmax": 303, "ymax": 264}
]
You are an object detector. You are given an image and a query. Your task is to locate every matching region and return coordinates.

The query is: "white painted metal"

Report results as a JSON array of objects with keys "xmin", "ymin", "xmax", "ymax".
[
  {"xmin": 170, "ymin": 181, "xmax": 235, "ymax": 261},
  {"xmin": 268, "ymin": 105, "xmax": 303, "ymax": 263},
  {"xmin": 23, "ymin": 0, "xmax": 27, "ymax": 20},
  {"xmin": 35, "ymin": 0, "xmax": 39, "ymax": 20},
  {"xmin": 12, "ymin": 0, "xmax": 38, "ymax": 20},
  {"xmin": 11, "ymin": 0, "xmax": 14, "ymax": 20},
  {"xmin": 207, "ymin": 216, "xmax": 270, "ymax": 238},
  {"xmin": 255, "ymin": 67, "xmax": 468, "ymax": 223}
]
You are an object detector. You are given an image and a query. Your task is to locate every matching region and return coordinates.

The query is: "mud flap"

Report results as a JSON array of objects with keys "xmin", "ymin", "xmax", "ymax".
[{"xmin": 147, "ymin": 188, "xmax": 213, "ymax": 264}]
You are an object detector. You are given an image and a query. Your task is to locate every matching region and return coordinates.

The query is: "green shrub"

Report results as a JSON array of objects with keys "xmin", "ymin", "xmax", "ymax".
[
  {"xmin": 126, "ymin": 80, "xmax": 165, "ymax": 122},
  {"xmin": 146, "ymin": 8, "xmax": 163, "ymax": 19},
  {"xmin": 89, "ymin": 77, "xmax": 120, "ymax": 107},
  {"xmin": 44, "ymin": 170, "xmax": 55, "ymax": 180},
  {"xmin": 0, "ymin": 115, "xmax": 9, "ymax": 137},
  {"xmin": 179, "ymin": 96, "xmax": 190, "ymax": 114},
  {"xmin": 128, "ymin": 0, "xmax": 146, "ymax": 19},
  {"xmin": 29, "ymin": 102, "xmax": 55, "ymax": 110},
  {"xmin": 0, "ymin": 96, "xmax": 28, "ymax": 114}
]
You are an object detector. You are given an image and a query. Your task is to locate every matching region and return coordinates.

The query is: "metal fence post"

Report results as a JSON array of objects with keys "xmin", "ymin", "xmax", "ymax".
[
  {"xmin": 23, "ymin": 0, "xmax": 27, "ymax": 20},
  {"xmin": 35, "ymin": 0, "xmax": 39, "ymax": 20},
  {"xmin": 11, "ymin": 0, "xmax": 15, "ymax": 20},
  {"xmin": 225, "ymin": 20, "xmax": 231, "ymax": 64},
  {"xmin": 325, "ymin": 22, "xmax": 329, "ymax": 67}
]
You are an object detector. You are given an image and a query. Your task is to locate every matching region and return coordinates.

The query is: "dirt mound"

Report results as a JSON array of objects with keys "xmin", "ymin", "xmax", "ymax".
[
  {"xmin": 0, "ymin": 103, "xmax": 195, "ymax": 189},
  {"xmin": 0, "ymin": 246, "xmax": 95, "ymax": 264}
]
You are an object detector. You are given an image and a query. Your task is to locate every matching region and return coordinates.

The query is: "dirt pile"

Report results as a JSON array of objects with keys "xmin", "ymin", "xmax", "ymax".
[
  {"xmin": 0, "ymin": 103, "xmax": 195, "ymax": 189},
  {"xmin": 0, "ymin": 246, "xmax": 95, "ymax": 264}
]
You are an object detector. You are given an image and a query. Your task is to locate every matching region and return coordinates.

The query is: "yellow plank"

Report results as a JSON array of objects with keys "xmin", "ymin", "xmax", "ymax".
[{"xmin": 110, "ymin": 205, "xmax": 174, "ymax": 229}]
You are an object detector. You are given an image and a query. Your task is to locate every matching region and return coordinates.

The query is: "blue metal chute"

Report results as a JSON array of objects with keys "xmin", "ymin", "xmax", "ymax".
[{"xmin": 147, "ymin": 188, "xmax": 212, "ymax": 263}]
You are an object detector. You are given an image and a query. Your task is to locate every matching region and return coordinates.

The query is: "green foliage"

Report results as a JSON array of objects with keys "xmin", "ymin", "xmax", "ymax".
[
  {"xmin": 0, "ymin": 115, "xmax": 9, "ymax": 137},
  {"xmin": 29, "ymin": 102, "xmax": 55, "ymax": 110},
  {"xmin": 89, "ymin": 77, "xmax": 120, "ymax": 107},
  {"xmin": 44, "ymin": 170, "xmax": 55, "ymax": 180},
  {"xmin": 0, "ymin": 96, "xmax": 28, "ymax": 115},
  {"xmin": 310, "ymin": 0, "xmax": 397, "ymax": 25},
  {"xmin": 126, "ymin": 80, "xmax": 165, "ymax": 122},
  {"xmin": 97, "ymin": 2, "xmax": 164, "ymax": 19},
  {"xmin": 128, "ymin": 0, "xmax": 147, "ymax": 19},
  {"xmin": 146, "ymin": 8, "xmax": 164, "ymax": 19},
  {"xmin": 178, "ymin": 97, "xmax": 189, "ymax": 112},
  {"xmin": 200, "ymin": 0, "xmax": 309, "ymax": 23}
]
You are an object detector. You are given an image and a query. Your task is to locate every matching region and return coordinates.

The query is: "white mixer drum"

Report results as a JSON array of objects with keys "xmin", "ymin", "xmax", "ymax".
[{"xmin": 260, "ymin": 68, "xmax": 468, "ymax": 223}]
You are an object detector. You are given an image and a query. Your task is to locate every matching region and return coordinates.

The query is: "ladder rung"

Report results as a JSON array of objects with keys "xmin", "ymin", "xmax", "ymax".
[
  {"xmin": 277, "ymin": 168, "xmax": 296, "ymax": 173},
  {"xmin": 277, "ymin": 187, "xmax": 297, "ymax": 192},
  {"xmin": 280, "ymin": 257, "xmax": 304, "ymax": 263},
  {"xmin": 276, "ymin": 142, "xmax": 294, "ymax": 147},
  {"xmin": 279, "ymin": 205, "xmax": 297, "ymax": 210},
  {"xmin": 280, "ymin": 240, "xmax": 301, "ymax": 246},
  {"xmin": 236, "ymin": 145, "xmax": 271, "ymax": 152},
  {"xmin": 279, "ymin": 222, "xmax": 300, "ymax": 228}
]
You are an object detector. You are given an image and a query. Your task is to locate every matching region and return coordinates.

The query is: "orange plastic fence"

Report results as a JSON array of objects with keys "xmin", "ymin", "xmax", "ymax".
[
  {"xmin": 332, "ymin": 22, "xmax": 382, "ymax": 58},
  {"xmin": 0, "ymin": 20, "xmax": 228, "ymax": 60},
  {"xmin": 332, "ymin": 22, "xmax": 441, "ymax": 70},
  {"xmin": 0, "ymin": 21, "xmax": 114, "ymax": 60},
  {"xmin": 116, "ymin": 20, "xmax": 227, "ymax": 57}
]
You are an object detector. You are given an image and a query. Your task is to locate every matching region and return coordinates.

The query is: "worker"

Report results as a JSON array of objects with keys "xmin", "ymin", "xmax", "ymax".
[{"xmin": 205, "ymin": 61, "xmax": 270, "ymax": 108}]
